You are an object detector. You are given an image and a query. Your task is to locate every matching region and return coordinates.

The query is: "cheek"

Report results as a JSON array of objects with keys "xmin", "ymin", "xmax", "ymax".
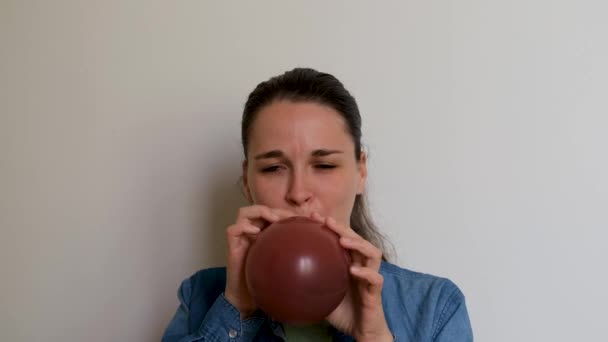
[
  {"xmin": 323, "ymin": 172, "xmax": 360, "ymax": 206},
  {"xmin": 337, "ymin": 183, "xmax": 359, "ymax": 209},
  {"xmin": 322, "ymin": 186, "xmax": 358, "ymax": 224},
  {"xmin": 249, "ymin": 176, "xmax": 284, "ymax": 204}
]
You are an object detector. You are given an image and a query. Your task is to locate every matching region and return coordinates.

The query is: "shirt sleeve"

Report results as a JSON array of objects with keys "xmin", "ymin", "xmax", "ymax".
[
  {"xmin": 161, "ymin": 277, "xmax": 265, "ymax": 342},
  {"xmin": 432, "ymin": 285, "xmax": 474, "ymax": 342}
]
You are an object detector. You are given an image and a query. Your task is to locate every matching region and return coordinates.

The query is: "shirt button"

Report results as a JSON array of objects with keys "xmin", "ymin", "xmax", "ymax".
[{"xmin": 228, "ymin": 329, "xmax": 238, "ymax": 338}]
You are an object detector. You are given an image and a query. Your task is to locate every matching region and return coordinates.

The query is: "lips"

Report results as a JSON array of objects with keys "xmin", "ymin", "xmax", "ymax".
[
  {"xmin": 284, "ymin": 205, "xmax": 322, "ymax": 218},
  {"xmin": 293, "ymin": 207, "xmax": 322, "ymax": 217}
]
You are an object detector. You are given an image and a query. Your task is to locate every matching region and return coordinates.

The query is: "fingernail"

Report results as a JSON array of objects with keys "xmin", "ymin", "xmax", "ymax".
[
  {"xmin": 350, "ymin": 266, "xmax": 360, "ymax": 273},
  {"xmin": 341, "ymin": 237, "xmax": 352, "ymax": 244}
]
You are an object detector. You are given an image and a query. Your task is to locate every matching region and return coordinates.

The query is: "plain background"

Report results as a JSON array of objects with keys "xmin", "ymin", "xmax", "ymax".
[{"xmin": 1, "ymin": 1, "xmax": 607, "ymax": 341}]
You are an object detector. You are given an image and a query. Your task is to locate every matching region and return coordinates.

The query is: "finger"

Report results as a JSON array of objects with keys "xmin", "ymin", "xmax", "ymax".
[
  {"xmin": 310, "ymin": 212, "xmax": 325, "ymax": 223},
  {"xmin": 350, "ymin": 266, "xmax": 385, "ymax": 296},
  {"xmin": 226, "ymin": 223, "xmax": 261, "ymax": 264},
  {"xmin": 226, "ymin": 223, "xmax": 262, "ymax": 250},
  {"xmin": 240, "ymin": 224, "xmax": 262, "ymax": 235},
  {"xmin": 227, "ymin": 222, "xmax": 261, "ymax": 238},
  {"xmin": 271, "ymin": 208, "xmax": 298, "ymax": 220},
  {"xmin": 252, "ymin": 208, "xmax": 296, "ymax": 230},
  {"xmin": 324, "ymin": 216, "xmax": 359, "ymax": 240},
  {"xmin": 236, "ymin": 205, "xmax": 280, "ymax": 227},
  {"xmin": 318, "ymin": 216, "xmax": 366, "ymax": 266},
  {"xmin": 340, "ymin": 236, "xmax": 382, "ymax": 270},
  {"xmin": 349, "ymin": 252, "xmax": 364, "ymax": 268}
]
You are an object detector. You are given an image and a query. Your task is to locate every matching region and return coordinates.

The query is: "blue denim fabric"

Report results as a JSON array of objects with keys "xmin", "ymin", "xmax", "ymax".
[{"xmin": 162, "ymin": 262, "xmax": 473, "ymax": 341}]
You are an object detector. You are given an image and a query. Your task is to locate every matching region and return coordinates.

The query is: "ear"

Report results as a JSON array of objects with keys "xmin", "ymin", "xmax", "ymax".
[
  {"xmin": 242, "ymin": 159, "xmax": 253, "ymax": 203},
  {"xmin": 356, "ymin": 152, "xmax": 368, "ymax": 195}
]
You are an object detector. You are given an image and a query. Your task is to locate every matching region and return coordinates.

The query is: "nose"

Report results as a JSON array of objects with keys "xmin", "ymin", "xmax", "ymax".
[{"xmin": 286, "ymin": 169, "xmax": 313, "ymax": 207}]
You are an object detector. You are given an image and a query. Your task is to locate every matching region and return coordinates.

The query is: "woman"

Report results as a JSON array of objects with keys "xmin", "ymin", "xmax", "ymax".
[{"xmin": 162, "ymin": 68, "xmax": 473, "ymax": 341}]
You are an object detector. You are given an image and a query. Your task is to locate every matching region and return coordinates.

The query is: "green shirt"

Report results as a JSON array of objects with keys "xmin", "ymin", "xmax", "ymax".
[{"xmin": 282, "ymin": 322, "xmax": 333, "ymax": 342}]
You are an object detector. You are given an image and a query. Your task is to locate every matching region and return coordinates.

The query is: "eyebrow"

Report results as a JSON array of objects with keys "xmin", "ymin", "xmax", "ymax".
[{"xmin": 254, "ymin": 149, "xmax": 344, "ymax": 160}]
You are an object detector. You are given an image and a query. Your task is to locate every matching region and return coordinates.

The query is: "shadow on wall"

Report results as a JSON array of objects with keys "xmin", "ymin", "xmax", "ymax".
[
  {"xmin": 197, "ymin": 166, "xmax": 249, "ymax": 268},
  {"xmin": 153, "ymin": 158, "xmax": 248, "ymax": 341}
]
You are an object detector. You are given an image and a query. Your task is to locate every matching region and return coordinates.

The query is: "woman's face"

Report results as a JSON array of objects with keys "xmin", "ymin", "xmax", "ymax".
[{"xmin": 243, "ymin": 100, "xmax": 367, "ymax": 225}]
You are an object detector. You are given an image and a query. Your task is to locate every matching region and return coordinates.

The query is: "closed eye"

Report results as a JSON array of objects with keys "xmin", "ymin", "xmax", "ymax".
[
  {"xmin": 261, "ymin": 164, "xmax": 335, "ymax": 172},
  {"xmin": 261, "ymin": 165, "xmax": 282, "ymax": 173},
  {"xmin": 316, "ymin": 164, "xmax": 336, "ymax": 169}
]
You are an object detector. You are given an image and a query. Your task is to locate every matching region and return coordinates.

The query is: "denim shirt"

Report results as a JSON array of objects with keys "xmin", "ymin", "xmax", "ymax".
[{"xmin": 162, "ymin": 262, "xmax": 473, "ymax": 342}]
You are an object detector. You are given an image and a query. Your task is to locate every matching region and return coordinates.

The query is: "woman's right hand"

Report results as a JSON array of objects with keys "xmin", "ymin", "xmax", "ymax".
[{"xmin": 223, "ymin": 205, "xmax": 295, "ymax": 318}]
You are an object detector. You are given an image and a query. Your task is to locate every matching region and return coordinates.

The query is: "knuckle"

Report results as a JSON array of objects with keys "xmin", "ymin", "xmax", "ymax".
[
  {"xmin": 373, "ymin": 249, "xmax": 383, "ymax": 260},
  {"xmin": 226, "ymin": 224, "xmax": 239, "ymax": 235},
  {"xmin": 263, "ymin": 206, "xmax": 275, "ymax": 217}
]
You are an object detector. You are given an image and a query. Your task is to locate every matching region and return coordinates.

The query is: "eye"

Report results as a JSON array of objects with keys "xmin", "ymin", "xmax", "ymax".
[
  {"xmin": 261, "ymin": 165, "xmax": 282, "ymax": 173},
  {"xmin": 315, "ymin": 164, "xmax": 336, "ymax": 169}
]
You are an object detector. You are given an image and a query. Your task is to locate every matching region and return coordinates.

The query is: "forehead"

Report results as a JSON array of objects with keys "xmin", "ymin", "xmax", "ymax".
[{"xmin": 248, "ymin": 101, "xmax": 354, "ymax": 154}]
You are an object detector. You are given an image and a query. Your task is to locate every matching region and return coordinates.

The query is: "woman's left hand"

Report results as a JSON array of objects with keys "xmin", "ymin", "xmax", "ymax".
[{"xmin": 310, "ymin": 213, "xmax": 394, "ymax": 342}]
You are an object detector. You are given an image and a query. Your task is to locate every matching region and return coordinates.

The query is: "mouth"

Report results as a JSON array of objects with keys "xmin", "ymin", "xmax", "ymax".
[
  {"xmin": 284, "ymin": 205, "xmax": 323, "ymax": 219},
  {"xmin": 291, "ymin": 209, "xmax": 317, "ymax": 218},
  {"xmin": 293, "ymin": 211, "xmax": 311, "ymax": 218}
]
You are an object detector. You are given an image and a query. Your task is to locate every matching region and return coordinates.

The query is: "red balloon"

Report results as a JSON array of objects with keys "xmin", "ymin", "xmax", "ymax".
[{"xmin": 245, "ymin": 216, "xmax": 350, "ymax": 325}]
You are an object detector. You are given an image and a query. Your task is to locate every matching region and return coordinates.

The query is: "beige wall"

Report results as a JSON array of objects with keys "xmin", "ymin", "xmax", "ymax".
[{"xmin": 1, "ymin": 1, "xmax": 607, "ymax": 341}]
